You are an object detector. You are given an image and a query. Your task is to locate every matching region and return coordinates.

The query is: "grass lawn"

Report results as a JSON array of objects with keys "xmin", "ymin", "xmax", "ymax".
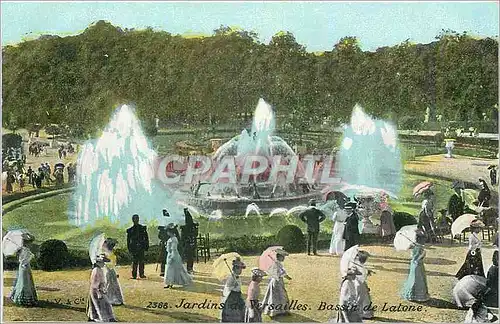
[
  {"xmin": 2, "ymin": 173, "xmax": 458, "ymax": 250},
  {"xmin": 3, "ymin": 244, "xmax": 497, "ymax": 322}
]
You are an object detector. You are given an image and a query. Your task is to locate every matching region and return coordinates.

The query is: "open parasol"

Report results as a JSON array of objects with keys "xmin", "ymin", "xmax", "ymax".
[
  {"xmin": 3, "ymin": 229, "xmax": 29, "ymax": 257},
  {"xmin": 393, "ymin": 225, "xmax": 419, "ymax": 251},
  {"xmin": 340, "ymin": 245, "xmax": 360, "ymax": 277},
  {"xmin": 259, "ymin": 246, "xmax": 284, "ymax": 271},
  {"xmin": 413, "ymin": 181, "xmax": 432, "ymax": 197},
  {"xmin": 89, "ymin": 233, "xmax": 106, "ymax": 264},
  {"xmin": 451, "ymin": 214, "xmax": 480, "ymax": 237},
  {"xmin": 212, "ymin": 252, "xmax": 243, "ymax": 281}
]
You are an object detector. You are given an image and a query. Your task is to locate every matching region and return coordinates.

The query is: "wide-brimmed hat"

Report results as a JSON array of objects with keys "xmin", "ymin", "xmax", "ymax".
[
  {"xmin": 470, "ymin": 219, "xmax": 485, "ymax": 228},
  {"xmin": 346, "ymin": 267, "xmax": 362, "ymax": 276},
  {"xmin": 308, "ymin": 199, "xmax": 317, "ymax": 206},
  {"xmin": 251, "ymin": 267, "xmax": 267, "ymax": 277},
  {"xmin": 232, "ymin": 257, "xmax": 246, "ymax": 269},
  {"xmin": 96, "ymin": 253, "xmax": 111, "ymax": 263},
  {"xmin": 166, "ymin": 223, "xmax": 177, "ymax": 229},
  {"xmin": 344, "ymin": 201, "xmax": 357, "ymax": 209},
  {"xmin": 275, "ymin": 248, "xmax": 289, "ymax": 256},
  {"xmin": 21, "ymin": 233, "xmax": 35, "ymax": 243}
]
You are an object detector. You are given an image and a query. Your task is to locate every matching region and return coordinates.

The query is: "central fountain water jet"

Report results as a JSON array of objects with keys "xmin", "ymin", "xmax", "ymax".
[{"xmin": 70, "ymin": 104, "xmax": 182, "ymax": 227}]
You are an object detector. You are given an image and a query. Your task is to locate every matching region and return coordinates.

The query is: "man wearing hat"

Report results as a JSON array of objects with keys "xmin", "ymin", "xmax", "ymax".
[
  {"xmin": 299, "ymin": 199, "xmax": 326, "ymax": 255},
  {"xmin": 448, "ymin": 180, "xmax": 466, "ymax": 221},
  {"xmin": 343, "ymin": 201, "xmax": 360, "ymax": 251},
  {"xmin": 127, "ymin": 214, "xmax": 149, "ymax": 279}
]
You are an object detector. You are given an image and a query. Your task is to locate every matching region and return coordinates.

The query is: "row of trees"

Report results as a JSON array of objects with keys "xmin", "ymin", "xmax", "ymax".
[{"xmin": 2, "ymin": 21, "xmax": 498, "ymax": 138}]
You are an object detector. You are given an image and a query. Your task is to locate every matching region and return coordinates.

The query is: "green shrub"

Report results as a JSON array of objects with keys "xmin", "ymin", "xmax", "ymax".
[
  {"xmin": 37, "ymin": 240, "xmax": 70, "ymax": 271},
  {"xmin": 66, "ymin": 249, "xmax": 92, "ymax": 268},
  {"xmin": 221, "ymin": 235, "xmax": 277, "ymax": 255},
  {"xmin": 276, "ymin": 225, "xmax": 305, "ymax": 253},
  {"xmin": 393, "ymin": 211, "xmax": 418, "ymax": 231}
]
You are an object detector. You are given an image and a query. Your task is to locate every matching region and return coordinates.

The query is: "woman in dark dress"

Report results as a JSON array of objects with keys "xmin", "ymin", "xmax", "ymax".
[
  {"xmin": 485, "ymin": 250, "xmax": 498, "ymax": 307},
  {"xmin": 456, "ymin": 220, "xmax": 485, "ymax": 280},
  {"xmin": 448, "ymin": 183, "xmax": 465, "ymax": 221},
  {"xmin": 476, "ymin": 179, "xmax": 491, "ymax": 208}
]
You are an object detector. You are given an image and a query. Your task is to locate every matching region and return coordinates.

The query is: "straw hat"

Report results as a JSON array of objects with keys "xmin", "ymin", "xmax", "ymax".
[
  {"xmin": 346, "ymin": 267, "xmax": 362, "ymax": 276},
  {"xmin": 232, "ymin": 257, "xmax": 246, "ymax": 269},
  {"xmin": 96, "ymin": 253, "xmax": 111, "ymax": 263},
  {"xmin": 251, "ymin": 267, "xmax": 267, "ymax": 277},
  {"xmin": 470, "ymin": 219, "xmax": 485, "ymax": 228},
  {"xmin": 275, "ymin": 248, "xmax": 289, "ymax": 256}
]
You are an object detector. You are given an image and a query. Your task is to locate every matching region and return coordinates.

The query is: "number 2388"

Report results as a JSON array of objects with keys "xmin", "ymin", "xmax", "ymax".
[{"xmin": 147, "ymin": 302, "xmax": 169, "ymax": 309}]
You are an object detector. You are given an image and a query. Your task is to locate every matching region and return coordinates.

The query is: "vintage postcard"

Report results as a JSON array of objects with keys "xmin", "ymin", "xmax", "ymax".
[{"xmin": 1, "ymin": 1, "xmax": 499, "ymax": 323}]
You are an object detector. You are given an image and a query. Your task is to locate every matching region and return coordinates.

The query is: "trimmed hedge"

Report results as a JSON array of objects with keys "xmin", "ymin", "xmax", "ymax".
[
  {"xmin": 276, "ymin": 225, "xmax": 306, "ymax": 253},
  {"xmin": 38, "ymin": 240, "xmax": 70, "ymax": 271}
]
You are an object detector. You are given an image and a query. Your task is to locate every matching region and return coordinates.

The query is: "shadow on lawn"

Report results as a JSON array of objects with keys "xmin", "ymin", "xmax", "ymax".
[
  {"xmin": 370, "ymin": 316, "xmax": 415, "ymax": 322},
  {"xmin": 415, "ymin": 297, "xmax": 458, "ymax": 310},
  {"xmin": 3, "ymin": 297, "xmax": 85, "ymax": 313},
  {"xmin": 371, "ymin": 265, "xmax": 454, "ymax": 277}
]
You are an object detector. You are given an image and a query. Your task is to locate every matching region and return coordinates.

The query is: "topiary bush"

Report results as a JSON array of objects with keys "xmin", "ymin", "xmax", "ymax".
[
  {"xmin": 221, "ymin": 235, "xmax": 277, "ymax": 255},
  {"xmin": 38, "ymin": 240, "xmax": 69, "ymax": 271},
  {"xmin": 393, "ymin": 211, "xmax": 418, "ymax": 231},
  {"xmin": 276, "ymin": 225, "xmax": 305, "ymax": 253}
]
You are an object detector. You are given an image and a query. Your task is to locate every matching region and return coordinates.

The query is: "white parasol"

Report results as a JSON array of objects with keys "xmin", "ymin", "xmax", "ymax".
[
  {"xmin": 3, "ymin": 229, "xmax": 29, "ymax": 257},
  {"xmin": 89, "ymin": 233, "xmax": 106, "ymax": 264},
  {"xmin": 451, "ymin": 214, "xmax": 479, "ymax": 237},
  {"xmin": 393, "ymin": 225, "xmax": 419, "ymax": 251},
  {"xmin": 340, "ymin": 245, "xmax": 361, "ymax": 277}
]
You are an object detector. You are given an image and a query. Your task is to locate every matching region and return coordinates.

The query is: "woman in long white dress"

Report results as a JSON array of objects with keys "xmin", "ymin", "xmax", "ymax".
[
  {"xmin": 164, "ymin": 228, "xmax": 193, "ymax": 288},
  {"xmin": 329, "ymin": 206, "xmax": 347, "ymax": 256},
  {"xmin": 262, "ymin": 249, "xmax": 292, "ymax": 318},
  {"xmin": 86, "ymin": 254, "xmax": 116, "ymax": 322}
]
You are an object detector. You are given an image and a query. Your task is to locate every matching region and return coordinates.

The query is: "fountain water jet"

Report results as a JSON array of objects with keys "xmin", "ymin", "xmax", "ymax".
[{"xmin": 70, "ymin": 104, "xmax": 183, "ymax": 227}]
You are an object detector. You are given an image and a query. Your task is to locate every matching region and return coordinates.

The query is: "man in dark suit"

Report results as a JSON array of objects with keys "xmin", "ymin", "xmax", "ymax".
[
  {"xmin": 343, "ymin": 202, "xmax": 360, "ymax": 251},
  {"xmin": 180, "ymin": 208, "xmax": 199, "ymax": 274},
  {"xmin": 127, "ymin": 214, "xmax": 149, "ymax": 279},
  {"xmin": 299, "ymin": 199, "xmax": 326, "ymax": 255}
]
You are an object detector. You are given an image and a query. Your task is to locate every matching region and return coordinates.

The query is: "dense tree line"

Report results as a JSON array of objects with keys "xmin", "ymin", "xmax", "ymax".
[{"xmin": 2, "ymin": 21, "xmax": 498, "ymax": 138}]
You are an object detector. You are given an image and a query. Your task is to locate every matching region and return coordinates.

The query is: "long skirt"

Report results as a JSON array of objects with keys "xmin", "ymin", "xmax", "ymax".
[
  {"xmin": 456, "ymin": 249, "xmax": 485, "ymax": 280},
  {"xmin": 244, "ymin": 304, "xmax": 262, "ymax": 323},
  {"xmin": 221, "ymin": 291, "xmax": 245, "ymax": 322},
  {"xmin": 10, "ymin": 265, "xmax": 38, "ymax": 306},
  {"xmin": 329, "ymin": 222, "xmax": 345, "ymax": 255},
  {"xmin": 401, "ymin": 261, "xmax": 430, "ymax": 302},
  {"xmin": 359, "ymin": 282, "xmax": 373, "ymax": 319},
  {"xmin": 452, "ymin": 275, "xmax": 487, "ymax": 308},
  {"xmin": 106, "ymin": 269, "xmax": 124, "ymax": 305},
  {"xmin": 164, "ymin": 254, "xmax": 192, "ymax": 286},
  {"xmin": 86, "ymin": 290, "xmax": 115, "ymax": 322},
  {"xmin": 262, "ymin": 278, "xmax": 289, "ymax": 317}
]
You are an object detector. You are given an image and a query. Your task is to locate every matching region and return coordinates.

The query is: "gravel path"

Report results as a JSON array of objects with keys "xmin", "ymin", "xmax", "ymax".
[{"xmin": 405, "ymin": 154, "xmax": 498, "ymax": 190}]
